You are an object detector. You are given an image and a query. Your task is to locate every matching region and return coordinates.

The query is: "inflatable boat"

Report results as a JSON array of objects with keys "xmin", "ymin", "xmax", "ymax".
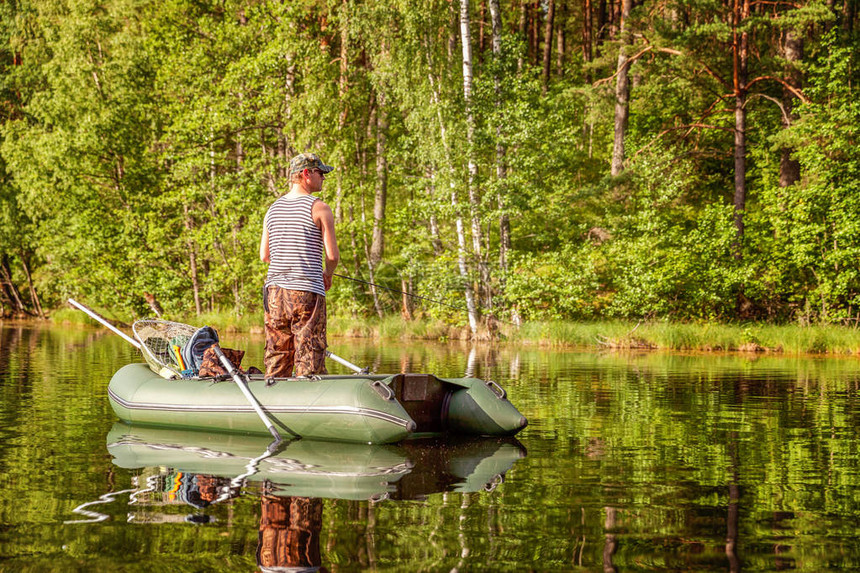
[{"xmin": 109, "ymin": 363, "xmax": 528, "ymax": 444}]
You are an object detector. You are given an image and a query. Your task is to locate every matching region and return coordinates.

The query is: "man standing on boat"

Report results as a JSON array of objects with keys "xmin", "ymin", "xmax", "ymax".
[{"xmin": 260, "ymin": 153, "xmax": 340, "ymax": 377}]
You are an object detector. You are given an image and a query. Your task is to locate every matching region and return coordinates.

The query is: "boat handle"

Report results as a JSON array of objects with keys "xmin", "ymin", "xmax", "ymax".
[
  {"xmin": 485, "ymin": 380, "xmax": 506, "ymax": 400},
  {"xmin": 371, "ymin": 380, "xmax": 395, "ymax": 401},
  {"xmin": 483, "ymin": 473, "xmax": 505, "ymax": 492}
]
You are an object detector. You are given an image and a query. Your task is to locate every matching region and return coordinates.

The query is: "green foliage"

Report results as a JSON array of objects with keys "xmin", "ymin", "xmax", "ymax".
[
  {"xmin": 771, "ymin": 40, "xmax": 860, "ymax": 324},
  {"xmin": 1, "ymin": 0, "xmax": 859, "ymax": 329},
  {"xmin": 504, "ymin": 245, "xmax": 603, "ymax": 320}
]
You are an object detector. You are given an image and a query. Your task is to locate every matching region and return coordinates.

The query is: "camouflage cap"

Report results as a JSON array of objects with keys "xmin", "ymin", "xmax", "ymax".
[{"xmin": 289, "ymin": 153, "xmax": 334, "ymax": 175}]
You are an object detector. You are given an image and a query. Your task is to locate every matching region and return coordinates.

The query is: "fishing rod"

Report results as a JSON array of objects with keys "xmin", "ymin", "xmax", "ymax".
[{"xmin": 333, "ymin": 272, "xmax": 520, "ymax": 327}]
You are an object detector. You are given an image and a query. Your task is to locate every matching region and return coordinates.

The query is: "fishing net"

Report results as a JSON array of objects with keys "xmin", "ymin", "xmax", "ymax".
[{"xmin": 132, "ymin": 319, "xmax": 198, "ymax": 378}]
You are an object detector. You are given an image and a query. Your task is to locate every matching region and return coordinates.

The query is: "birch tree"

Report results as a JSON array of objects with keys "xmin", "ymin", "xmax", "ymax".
[{"xmin": 459, "ymin": 0, "xmax": 482, "ymax": 332}]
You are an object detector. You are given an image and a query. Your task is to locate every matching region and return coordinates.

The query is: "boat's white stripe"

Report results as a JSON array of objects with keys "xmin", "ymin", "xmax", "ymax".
[{"xmin": 108, "ymin": 388, "xmax": 412, "ymax": 428}]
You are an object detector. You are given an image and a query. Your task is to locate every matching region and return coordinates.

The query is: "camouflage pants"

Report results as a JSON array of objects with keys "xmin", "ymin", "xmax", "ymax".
[{"xmin": 264, "ymin": 287, "xmax": 327, "ymax": 377}]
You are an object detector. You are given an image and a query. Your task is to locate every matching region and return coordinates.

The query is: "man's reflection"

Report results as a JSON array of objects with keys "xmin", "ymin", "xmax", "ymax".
[
  {"xmin": 174, "ymin": 474, "xmax": 226, "ymax": 507},
  {"xmin": 175, "ymin": 474, "xmax": 328, "ymax": 572},
  {"xmin": 257, "ymin": 494, "xmax": 327, "ymax": 573},
  {"xmin": 172, "ymin": 473, "xmax": 232, "ymax": 524}
]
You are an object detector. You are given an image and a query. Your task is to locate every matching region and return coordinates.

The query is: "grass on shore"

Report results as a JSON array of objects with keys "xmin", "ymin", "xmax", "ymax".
[
  {"xmin": 506, "ymin": 320, "xmax": 860, "ymax": 355},
  {"xmin": 50, "ymin": 306, "xmax": 860, "ymax": 355}
]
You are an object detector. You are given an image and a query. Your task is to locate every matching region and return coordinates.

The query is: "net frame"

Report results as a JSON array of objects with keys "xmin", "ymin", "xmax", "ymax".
[{"xmin": 132, "ymin": 319, "xmax": 198, "ymax": 377}]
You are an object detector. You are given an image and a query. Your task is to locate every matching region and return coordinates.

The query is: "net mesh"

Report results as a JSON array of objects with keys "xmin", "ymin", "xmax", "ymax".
[{"xmin": 132, "ymin": 319, "xmax": 197, "ymax": 377}]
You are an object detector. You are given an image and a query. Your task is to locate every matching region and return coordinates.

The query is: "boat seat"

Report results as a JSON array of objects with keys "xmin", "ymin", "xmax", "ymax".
[{"xmin": 387, "ymin": 373, "xmax": 453, "ymax": 433}]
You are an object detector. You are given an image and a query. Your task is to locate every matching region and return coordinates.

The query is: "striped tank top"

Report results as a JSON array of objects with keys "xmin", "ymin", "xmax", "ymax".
[{"xmin": 264, "ymin": 194, "xmax": 326, "ymax": 296}]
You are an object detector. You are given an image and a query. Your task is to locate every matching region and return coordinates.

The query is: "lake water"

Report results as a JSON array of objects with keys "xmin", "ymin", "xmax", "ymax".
[{"xmin": 2, "ymin": 321, "xmax": 860, "ymax": 571}]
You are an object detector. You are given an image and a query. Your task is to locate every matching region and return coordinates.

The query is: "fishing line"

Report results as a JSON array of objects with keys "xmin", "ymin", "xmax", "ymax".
[
  {"xmin": 332, "ymin": 272, "xmax": 520, "ymax": 327},
  {"xmin": 333, "ymin": 273, "xmax": 466, "ymax": 312}
]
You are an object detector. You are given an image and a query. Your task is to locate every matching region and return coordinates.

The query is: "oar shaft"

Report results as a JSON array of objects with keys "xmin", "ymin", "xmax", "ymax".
[
  {"xmin": 213, "ymin": 346, "xmax": 282, "ymax": 442},
  {"xmin": 68, "ymin": 298, "xmax": 141, "ymax": 349},
  {"xmin": 325, "ymin": 350, "xmax": 366, "ymax": 374}
]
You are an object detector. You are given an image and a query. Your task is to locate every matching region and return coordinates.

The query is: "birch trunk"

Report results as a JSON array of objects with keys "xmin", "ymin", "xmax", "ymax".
[
  {"xmin": 335, "ymin": 0, "xmax": 349, "ymax": 223},
  {"xmin": 427, "ymin": 167, "xmax": 445, "ymax": 256},
  {"xmin": 461, "ymin": 0, "xmax": 491, "ymax": 311},
  {"xmin": 360, "ymin": 183, "xmax": 384, "ymax": 318},
  {"xmin": 364, "ymin": 241, "xmax": 384, "ymax": 317},
  {"xmin": 610, "ymin": 0, "xmax": 632, "ymax": 176},
  {"xmin": 370, "ymin": 88, "xmax": 388, "ymax": 266},
  {"xmin": 425, "ymin": 33, "xmax": 479, "ymax": 334}
]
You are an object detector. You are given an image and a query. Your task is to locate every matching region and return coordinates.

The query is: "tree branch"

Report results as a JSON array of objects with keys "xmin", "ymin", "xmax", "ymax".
[
  {"xmin": 745, "ymin": 75, "xmax": 809, "ymax": 103},
  {"xmin": 593, "ymin": 45, "xmax": 654, "ymax": 87},
  {"xmin": 749, "ymin": 0, "xmax": 803, "ymax": 8}
]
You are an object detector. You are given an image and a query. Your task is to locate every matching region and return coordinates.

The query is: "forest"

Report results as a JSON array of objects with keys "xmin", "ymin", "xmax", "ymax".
[{"xmin": 0, "ymin": 0, "xmax": 858, "ymax": 334}]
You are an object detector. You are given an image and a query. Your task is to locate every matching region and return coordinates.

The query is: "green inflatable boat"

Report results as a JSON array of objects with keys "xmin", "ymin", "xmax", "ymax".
[{"xmin": 109, "ymin": 363, "xmax": 528, "ymax": 444}]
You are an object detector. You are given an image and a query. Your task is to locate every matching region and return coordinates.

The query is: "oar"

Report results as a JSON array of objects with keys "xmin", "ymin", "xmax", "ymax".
[
  {"xmin": 67, "ymin": 298, "xmax": 282, "ymax": 443},
  {"xmin": 212, "ymin": 346, "xmax": 282, "ymax": 443},
  {"xmin": 215, "ymin": 439, "xmax": 283, "ymax": 504},
  {"xmin": 325, "ymin": 350, "xmax": 369, "ymax": 374},
  {"xmin": 68, "ymin": 298, "xmax": 141, "ymax": 350}
]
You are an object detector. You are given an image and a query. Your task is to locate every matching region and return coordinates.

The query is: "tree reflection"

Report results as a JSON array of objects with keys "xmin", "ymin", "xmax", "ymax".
[{"xmin": 603, "ymin": 506, "xmax": 618, "ymax": 573}]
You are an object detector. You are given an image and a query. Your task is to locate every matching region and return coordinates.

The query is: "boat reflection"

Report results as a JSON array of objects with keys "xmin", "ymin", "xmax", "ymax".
[
  {"xmin": 87, "ymin": 423, "xmax": 526, "ymax": 571},
  {"xmin": 106, "ymin": 422, "xmax": 525, "ymax": 502}
]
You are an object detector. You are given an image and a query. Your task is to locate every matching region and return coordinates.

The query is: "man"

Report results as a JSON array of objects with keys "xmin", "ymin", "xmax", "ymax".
[{"xmin": 260, "ymin": 153, "xmax": 339, "ymax": 377}]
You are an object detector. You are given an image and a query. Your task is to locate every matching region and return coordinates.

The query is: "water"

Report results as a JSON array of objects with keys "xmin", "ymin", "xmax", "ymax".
[{"xmin": 2, "ymin": 322, "xmax": 860, "ymax": 571}]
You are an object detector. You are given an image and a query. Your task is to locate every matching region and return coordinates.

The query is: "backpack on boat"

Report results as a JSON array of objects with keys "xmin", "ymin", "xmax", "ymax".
[
  {"xmin": 133, "ymin": 319, "xmax": 220, "ymax": 379},
  {"xmin": 180, "ymin": 326, "xmax": 219, "ymax": 375}
]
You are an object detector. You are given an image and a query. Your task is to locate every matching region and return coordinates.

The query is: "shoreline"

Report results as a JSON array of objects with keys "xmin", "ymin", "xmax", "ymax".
[{"xmin": 8, "ymin": 313, "xmax": 860, "ymax": 358}]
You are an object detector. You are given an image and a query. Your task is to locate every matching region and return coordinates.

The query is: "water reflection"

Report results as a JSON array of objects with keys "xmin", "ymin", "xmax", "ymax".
[
  {"xmin": 64, "ymin": 423, "xmax": 526, "ymax": 569},
  {"xmin": 8, "ymin": 323, "xmax": 860, "ymax": 571},
  {"xmin": 103, "ymin": 424, "xmax": 524, "ymax": 499},
  {"xmin": 258, "ymin": 495, "xmax": 325, "ymax": 572}
]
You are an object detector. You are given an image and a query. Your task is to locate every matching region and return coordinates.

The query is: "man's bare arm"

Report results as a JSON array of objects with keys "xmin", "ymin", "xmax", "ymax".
[
  {"xmin": 259, "ymin": 226, "xmax": 270, "ymax": 263},
  {"xmin": 314, "ymin": 201, "xmax": 340, "ymax": 287}
]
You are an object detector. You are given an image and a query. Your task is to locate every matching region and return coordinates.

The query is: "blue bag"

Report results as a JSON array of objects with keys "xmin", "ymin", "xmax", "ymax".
[{"xmin": 181, "ymin": 326, "xmax": 219, "ymax": 375}]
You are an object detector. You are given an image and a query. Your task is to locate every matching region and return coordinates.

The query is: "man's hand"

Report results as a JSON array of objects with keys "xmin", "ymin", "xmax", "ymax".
[{"xmin": 323, "ymin": 272, "xmax": 333, "ymax": 291}]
